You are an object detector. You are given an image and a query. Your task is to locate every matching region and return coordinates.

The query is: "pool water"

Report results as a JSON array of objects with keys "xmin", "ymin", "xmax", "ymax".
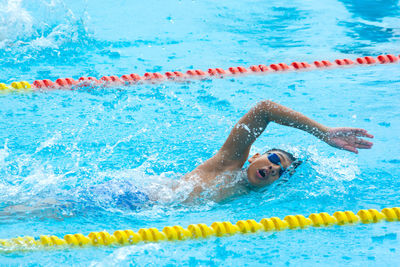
[{"xmin": 0, "ymin": 0, "xmax": 400, "ymax": 265}]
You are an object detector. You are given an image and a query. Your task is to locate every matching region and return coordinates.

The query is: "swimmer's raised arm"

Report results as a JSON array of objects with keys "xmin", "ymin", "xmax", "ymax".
[
  {"xmin": 181, "ymin": 100, "xmax": 373, "ymax": 200},
  {"xmin": 209, "ymin": 100, "xmax": 373, "ymax": 169}
]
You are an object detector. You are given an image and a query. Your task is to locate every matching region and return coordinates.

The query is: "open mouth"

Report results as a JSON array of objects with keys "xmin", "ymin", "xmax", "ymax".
[{"xmin": 257, "ymin": 169, "xmax": 268, "ymax": 180}]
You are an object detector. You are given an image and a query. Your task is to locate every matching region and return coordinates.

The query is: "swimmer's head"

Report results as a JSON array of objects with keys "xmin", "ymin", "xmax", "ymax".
[{"xmin": 246, "ymin": 148, "xmax": 301, "ymax": 187}]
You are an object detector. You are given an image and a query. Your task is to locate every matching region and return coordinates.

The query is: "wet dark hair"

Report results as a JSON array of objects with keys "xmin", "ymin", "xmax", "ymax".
[{"xmin": 264, "ymin": 148, "xmax": 302, "ymax": 176}]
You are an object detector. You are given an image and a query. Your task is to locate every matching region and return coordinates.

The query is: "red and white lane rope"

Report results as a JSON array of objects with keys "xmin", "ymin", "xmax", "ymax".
[{"xmin": 1, "ymin": 54, "xmax": 398, "ymax": 91}]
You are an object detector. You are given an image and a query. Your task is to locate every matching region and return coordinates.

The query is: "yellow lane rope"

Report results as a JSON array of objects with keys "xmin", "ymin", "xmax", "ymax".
[
  {"xmin": 0, "ymin": 82, "xmax": 31, "ymax": 91},
  {"xmin": 1, "ymin": 207, "xmax": 399, "ymax": 252}
]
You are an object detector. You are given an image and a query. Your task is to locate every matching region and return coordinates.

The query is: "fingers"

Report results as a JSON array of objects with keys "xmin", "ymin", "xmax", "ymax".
[
  {"xmin": 343, "ymin": 137, "xmax": 373, "ymax": 153},
  {"xmin": 355, "ymin": 138, "xmax": 373, "ymax": 148},
  {"xmin": 351, "ymin": 128, "xmax": 374, "ymax": 138},
  {"xmin": 341, "ymin": 138, "xmax": 372, "ymax": 153},
  {"xmin": 343, "ymin": 145, "xmax": 358, "ymax": 154},
  {"xmin": 356, "ymin": 144, "xmax": 373, "ymax": 149}
]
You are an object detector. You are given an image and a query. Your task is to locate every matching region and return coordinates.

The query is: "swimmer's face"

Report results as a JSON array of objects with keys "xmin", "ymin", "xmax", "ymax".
[{"xmin": 246, "ymin": 151, "xmax": 292, "ymax": 187}]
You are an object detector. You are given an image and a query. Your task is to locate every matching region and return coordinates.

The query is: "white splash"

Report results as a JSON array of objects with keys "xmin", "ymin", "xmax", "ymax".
[
  {"xmin": 0, "ymin": 0, "xmax": 91, "ymax": 58},
  {"xmin": 0, "ymin": 0, "xmax": 34, "ymax": 42}
]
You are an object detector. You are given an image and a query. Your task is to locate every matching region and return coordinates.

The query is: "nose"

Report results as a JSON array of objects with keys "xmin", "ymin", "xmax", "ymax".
[{"xmin": 267, "ymin": 165, "xmax": 278, "ymax": 176}]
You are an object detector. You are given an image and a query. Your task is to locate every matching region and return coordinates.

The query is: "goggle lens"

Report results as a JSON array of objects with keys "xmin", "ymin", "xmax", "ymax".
[{"xmin": 267, "ymin": 153, "xmax": 281, "ymax": 165}]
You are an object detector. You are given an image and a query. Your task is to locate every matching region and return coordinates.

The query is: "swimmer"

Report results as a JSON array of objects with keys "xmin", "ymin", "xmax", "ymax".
[
  {"xmin": 1, "ymin": 100, "xmax": 374, "ymax": 215},
  {"xmin": 178, "ymin": 100, "xmax": 373, "ymax": 201}
]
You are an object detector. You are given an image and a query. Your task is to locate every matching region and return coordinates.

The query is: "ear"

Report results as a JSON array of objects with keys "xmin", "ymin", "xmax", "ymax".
[{"xmin": 248, "ymin": 153, "xmax": 261, "ymax": 163}]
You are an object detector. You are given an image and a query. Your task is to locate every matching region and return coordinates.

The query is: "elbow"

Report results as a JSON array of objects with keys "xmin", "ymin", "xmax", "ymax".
[
  {"xmin": 257, "ymin": 100, "xmax": 275, "ymax": 110},
  {"xmin": 255, "ymin": 100, "xmax": 280, "ymax": 120},
  {"xmin": 259, "ymin": 100, "xmax": 273, "ymax": 105}
]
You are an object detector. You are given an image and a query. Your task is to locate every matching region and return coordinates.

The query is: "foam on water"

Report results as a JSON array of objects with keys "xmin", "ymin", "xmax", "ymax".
[{"xmin": 0, "ymin": 0, "xmax": 96, "ymax": 82}]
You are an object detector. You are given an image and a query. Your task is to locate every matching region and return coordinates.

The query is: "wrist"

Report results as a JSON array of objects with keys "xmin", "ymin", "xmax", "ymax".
[{"xmin": 313, "ymin": 125, "xmax": 330, "ymax": 142}]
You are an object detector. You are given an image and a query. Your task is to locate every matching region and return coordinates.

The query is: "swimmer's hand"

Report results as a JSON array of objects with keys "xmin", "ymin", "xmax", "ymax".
[{"xmin": 324, "ymin": 127, "xmax": 374, "ymax": 154}]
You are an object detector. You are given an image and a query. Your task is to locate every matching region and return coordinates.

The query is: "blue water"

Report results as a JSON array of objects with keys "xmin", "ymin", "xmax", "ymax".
[{"xmin": 1, "ymin": 0, "xmax": 400, "ymax": 265}]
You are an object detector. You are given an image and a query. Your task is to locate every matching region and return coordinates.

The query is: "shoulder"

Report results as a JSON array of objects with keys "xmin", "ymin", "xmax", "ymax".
[{"xmin": 191, "ymin": 153, "xmax": 243, "ymax": 178}]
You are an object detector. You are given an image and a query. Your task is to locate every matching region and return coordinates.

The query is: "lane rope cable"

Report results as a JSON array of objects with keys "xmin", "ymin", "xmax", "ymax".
[
  {"xmin": 0, "ymin": 54, "xmax": 399, "ymax": 91},
  {"xmin": 1, "ymin": 207, "xmax": 399, "ymax": 252}
]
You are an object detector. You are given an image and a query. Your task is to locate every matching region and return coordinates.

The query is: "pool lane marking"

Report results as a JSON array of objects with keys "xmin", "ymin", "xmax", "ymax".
[
  {"xmin": 1, "ymin": 207, "xmax": 399, "ymax": 252},
  {"xmin": 0, "ymin": 54, "xmax": 399, "ymax": 92}
]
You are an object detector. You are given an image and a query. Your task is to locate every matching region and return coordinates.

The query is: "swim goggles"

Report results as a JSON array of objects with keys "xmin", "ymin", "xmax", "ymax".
[{"xmin": 267, "ymin": 153, "xmax": 285, "ymax": 174}]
